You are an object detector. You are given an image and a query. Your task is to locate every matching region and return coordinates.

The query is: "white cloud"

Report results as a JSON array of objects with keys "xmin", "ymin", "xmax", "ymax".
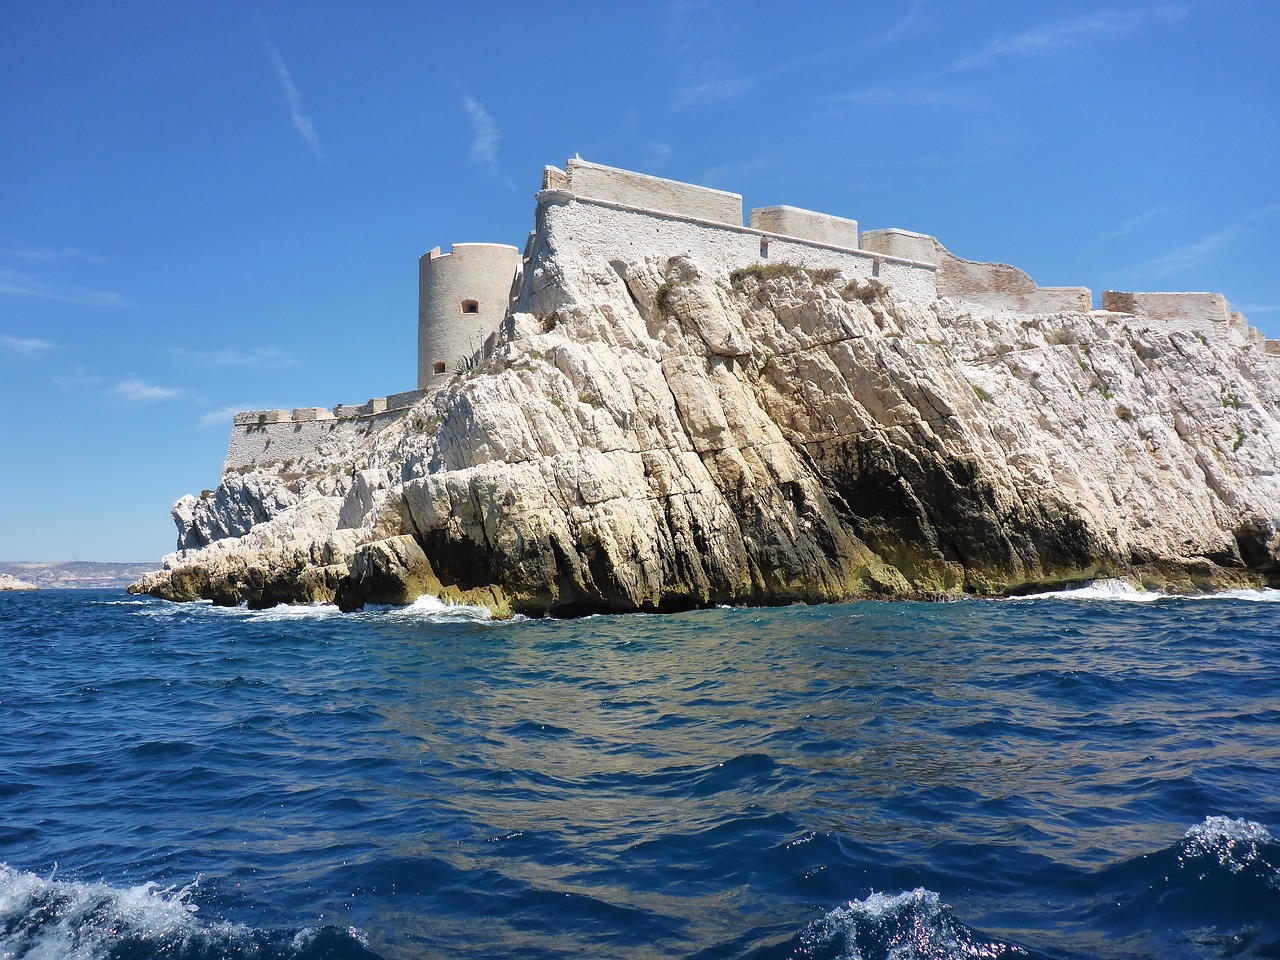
[
  {"xmin": 266, "ymin": 40, "xmax": 324, "ymax": 161},
  {"xmin": 646, "ymin": 141, "xmax": 673, "ymax": 169},
  {"xmin": 463, "ymin": 96, "xmax": 499, "ymax": 172},
  {"xmin": 674, "ymin": 75, "xmax": 755, "ymax": 109},
  {"xmin": 113, "ymin": 380, "xmax": 181, "ymax": 402},
  {"xmin": 0, "ymin": 269, "xmax": 127, "ymax": 306},
  {"xmin": 0, "ymin": 242, "xmax": 106, "ymax": 264},
  {"xmin": 199, "ymin": 405, "xmax": 253, "ymax": 428},
  {"xmin": 1133, "ymin": 204, "xmax": 1280, "ymax": 276},
  {"xmin": 954, "ymin": 5, "xmax": 1191, "ymax": 71},
  {"xmin": 0, "ymin": 335, "xmax": 55, "ymax": 357}
]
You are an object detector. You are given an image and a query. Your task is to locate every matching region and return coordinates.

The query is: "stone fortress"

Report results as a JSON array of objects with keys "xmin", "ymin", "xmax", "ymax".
[{"xmin": 224, "ymin": 158, "xmax": 1272, "ymax": 473}]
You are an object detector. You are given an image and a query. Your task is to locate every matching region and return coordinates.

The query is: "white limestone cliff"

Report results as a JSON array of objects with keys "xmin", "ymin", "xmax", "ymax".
[{"xmin": 132, "ymin": 245, "xmax": 1280, "ymax": 615}]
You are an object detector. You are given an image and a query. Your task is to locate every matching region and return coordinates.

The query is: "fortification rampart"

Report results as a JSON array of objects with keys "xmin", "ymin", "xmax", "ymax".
[
  {"xmin": 563, "ymin": 157, "xmax": 743, "ymax": 225},
  {"xmin": 224, "ymin": 389, "xmax": 428, "ymax": 473},
  {"xmin": 749, "ymin": 206, "xmax": 859, "ymax": 249},
  {"xmin": 861, "ymin": 228, "xmax": 1092, "ymax": 314},
  {"xmin": 1100, "ymin": 291, "xmax": 1271, "ymax": 351},
  {"xmin": 522, "ymin": 188, "xmax": 938, "ymax": 307}
]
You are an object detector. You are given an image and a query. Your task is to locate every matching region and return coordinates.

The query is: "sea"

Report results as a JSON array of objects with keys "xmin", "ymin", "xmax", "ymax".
[{"xmin": 2, "ymin": 584, "xmax": 1278, "ymax": 960}]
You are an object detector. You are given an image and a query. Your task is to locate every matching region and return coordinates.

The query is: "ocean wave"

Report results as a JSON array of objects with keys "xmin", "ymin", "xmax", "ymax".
[
  {"xmin": 129, "ymin": 594, "xmax": 500, "ymax": 624},
  {"xmin": 797, "ymin": 888, "xmax": 1025, "ymax": 960},
  {"xmin": 0, "ymin": 864, "xmax": 379, "ymax": 960},
  {"xmin": 1013, "ymin": 579, "xmax": 1164, "ymax": 602},
  {"xmin": 366, "ymin": 594, "xmax": 496, "ymax": 623},
  {"xmin": 1180, "ymin": 816, "xmax": 1278, "ymax": 876},
  {"xmin": 1011, "ymin": 580, "xmax": 1280, "ymax": 603}
]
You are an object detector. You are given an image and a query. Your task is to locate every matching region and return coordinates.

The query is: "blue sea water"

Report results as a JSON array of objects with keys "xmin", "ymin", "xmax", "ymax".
[{"xmin": 1, "ymin": 586, "xmax": 1278, "ymax": 960}]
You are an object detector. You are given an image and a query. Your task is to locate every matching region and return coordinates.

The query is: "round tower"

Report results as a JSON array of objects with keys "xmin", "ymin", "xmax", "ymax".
[{"xmin": 417, "ymin": 243, "xmax": 521, "ymax": 389}]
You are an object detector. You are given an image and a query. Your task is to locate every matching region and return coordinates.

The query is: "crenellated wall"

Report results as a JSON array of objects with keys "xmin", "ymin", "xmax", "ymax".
[
  {"xmin": 561, "ymin": 158, "xmax": 744, "ymax": 225},
  {"xmin": 522, "ymin": 188, "xmax": 938, "ymax": 308},
  {"xmin": 749, "ymin": 206, "xmax": 859, "ymax": 249},
  {"xmin": 225, "ymin": 389, "xmax": 428, "ymax": 473}
]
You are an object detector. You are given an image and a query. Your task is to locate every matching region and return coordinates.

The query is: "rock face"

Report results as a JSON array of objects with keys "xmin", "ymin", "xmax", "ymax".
[
  {"xmin": 0, "ymin": 573, "xmax": 38, "ymax": 591},
  {"xmin": 132, "ymin": 251, "xmax": 1280, "ymax": 614}
]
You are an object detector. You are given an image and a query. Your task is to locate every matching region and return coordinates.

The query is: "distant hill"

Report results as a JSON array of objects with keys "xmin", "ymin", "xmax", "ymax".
[{"xmin": 0, "ymin": 561, "xmax": 159, "ymax": 590}]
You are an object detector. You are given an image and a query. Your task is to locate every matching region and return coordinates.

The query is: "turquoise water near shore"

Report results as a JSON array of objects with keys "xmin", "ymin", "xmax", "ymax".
[{"xmin": 1, "ymin": 588, "xmax": 1278, "ymax": 959}]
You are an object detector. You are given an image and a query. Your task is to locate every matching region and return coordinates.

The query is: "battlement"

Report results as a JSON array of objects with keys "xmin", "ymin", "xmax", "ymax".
[
  {"xmin": 225, "ymin": 389, "xmax": 429, "ymax": 473},
  {"xmin": 558, "ymin": 158, "xmax": 744, "ymax": 225}
]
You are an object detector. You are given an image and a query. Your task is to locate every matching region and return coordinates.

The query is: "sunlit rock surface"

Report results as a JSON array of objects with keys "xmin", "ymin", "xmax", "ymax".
[{"xmin": 132, "ymin": 253, "xmax": 1280, "ymax": 615}]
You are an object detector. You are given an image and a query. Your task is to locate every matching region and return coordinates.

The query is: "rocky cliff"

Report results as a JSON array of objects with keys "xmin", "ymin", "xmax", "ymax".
[
  {"xmin": 0, "ymin": 572, "xmax": 38, "ymax": 591},
  {"xmin": 131, "ymin": 248, "xmax": 1280, "ymax": 615}
]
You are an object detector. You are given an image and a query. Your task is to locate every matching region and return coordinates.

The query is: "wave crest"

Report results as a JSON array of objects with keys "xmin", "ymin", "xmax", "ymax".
[
  {"xmin": 1180, "ymin": 816, "xmax": 1278, "ymax": 876},
  {"xmin": 0, "ymin": 864, "xmax": 376, "ymax": 960},
  {"xmin": 799, "ymin": 888, "xmax": 1024, "ymax": 960}
]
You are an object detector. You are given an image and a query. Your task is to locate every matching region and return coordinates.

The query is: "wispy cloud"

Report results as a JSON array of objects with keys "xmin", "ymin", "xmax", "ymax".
[
  {"xmin": 954, "ymin": 5, "xmax": 1191, "ymax": 72},
  {"xmin": 463, "ymin": 96, "xmax": 499, "ymax": 172},
  {"xmin": 0, "ymin": 269, "xmax": 127, "ymax": 306},
  {"xmin": 665, "ymin": 0, "xmax": 756, "ymax": 108},
  {"xmin": 837, "ymin": 84, "xmax": 982, "ymax": 111},
  {"xmin": 1130, "ymin": 204, "xmax": 1280, "ymax": 277},
  {"xmin": 167, "ymin": 345, "xmax": 297, "ymax": 368},
  {"xmin": 265, "ymin": 40, "xmax": 324, "ymax": 161},
  {"xmin": 0, "ymin": 335, "xmax": 55, "ymax": 357},
  {"xmin": 212, "ymin": 346, "xmax": 297, "ymax": 367},
  {"xmin": 646, "ymin": 141, "xmax": 673, "ymax": 169},
  {"xmin": 113, "ymin": 379, "xmax": 181, "ymax": 402},
  {"xmin": 872, "ymin": 0, "xmax": 927, "ymax": 46},
  {"xmin": 674, "ymin": 76, "xmax": 755, "ymax": 108},
  {"xmin": 0, "ymin": 242, "xmax": 106, "ymax": 264},
  {"xmin": 199, "ymin": 404, "xmax": 257, "ymax": 428}
]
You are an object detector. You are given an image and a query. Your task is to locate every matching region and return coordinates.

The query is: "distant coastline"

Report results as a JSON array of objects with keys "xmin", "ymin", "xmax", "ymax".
[{"xmin": 0, "ymin": 561, "xmax": 158, "ymax": 590}]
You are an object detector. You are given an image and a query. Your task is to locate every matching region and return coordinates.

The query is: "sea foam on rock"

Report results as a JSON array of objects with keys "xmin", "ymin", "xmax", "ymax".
[{"xmin": 132, "ymin": 251, "xmax": 1280, "ymax": 615}]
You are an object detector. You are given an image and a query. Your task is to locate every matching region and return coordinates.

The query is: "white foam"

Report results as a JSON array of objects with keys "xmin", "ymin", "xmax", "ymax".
[
  {"xmin": 802, "ymin": 887, "xmax": 1022, "ymax": 959},
  {"xmin": 246, "ymin": 602, "xmax": 343, "ymax": 622},
  {"xmin": 0, "ymin": 865, "xmax": 216, "ymax": 960},
  {"xmin": 371, "ymin": 594, "xmax": 494, "ymax": 623},
  {"xmin": 1180, "ymin": 816, "xmax": 1277, "ymax": 875},
  {"xmin": 1014, "ymin": 579, "xmax": 1164, "ymax": 602},
  {"xmin": 0, "ymin": 865, "xmax": 367, "ymax": 959},
  {"xmin": 1186, "ymin": 588, "xmax": 1280, "ymax": 603}
]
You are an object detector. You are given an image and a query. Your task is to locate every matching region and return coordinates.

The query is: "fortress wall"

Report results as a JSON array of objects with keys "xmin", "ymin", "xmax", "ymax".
[
  {"xmin": 1101, "ymin": 291, "xmax": 1232, "ymax": 324},
  {"xmin": 418, "ymin": 243, "xmax": 521, "ymax": 389},
  {"xmin": 863, "ymin": 228, "xmax": 1091, "ymax": 313},
  {"xmin": 528, "ymin": 195, "xmax": 938, "ymax": 305},
  {"xmin": 224, "ymin": 417, "xmax": 367, "ymax": 474},
  {"xmin": 224, "ymin": 390, "xmax": 428, "ymax": 473},
  {"xmin": 860, "ymin": 229, "xmax": 938, "ymax": 265},
  {"xmin": 749, "ymin": 206, "xmax": 858, "ymax": 249},
  {"xmin": 565, "ymin": 158, "xmax": 743, "ymax": 226},
  {"xmin": 1101, "ymin": 292, "xmax": 1235, "ymax": 336}
]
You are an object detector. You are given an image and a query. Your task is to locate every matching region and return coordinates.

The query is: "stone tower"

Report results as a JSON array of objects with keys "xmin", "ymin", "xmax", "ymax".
[{"xmin": 417, "ymin": 242, "xmax": 521, "ymax": 389}]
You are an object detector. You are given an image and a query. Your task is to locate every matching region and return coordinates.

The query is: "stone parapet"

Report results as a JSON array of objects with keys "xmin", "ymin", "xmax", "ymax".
[
  {"xmin": 565, "ymin": 158, "xmax": 743, "ymax": 226},
  {"xmin": 1102, "ymin": 291, "xmax": 1232, "ymax": 325},
  {"xmin": 749, "ymin": 206, "xmax": 858, "ymax": 250}
]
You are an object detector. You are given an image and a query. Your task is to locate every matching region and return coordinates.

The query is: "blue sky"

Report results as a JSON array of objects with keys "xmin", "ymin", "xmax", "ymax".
[{"xmin": 2, "ymin": 1, "xmax": 1277, "ymax": 562}]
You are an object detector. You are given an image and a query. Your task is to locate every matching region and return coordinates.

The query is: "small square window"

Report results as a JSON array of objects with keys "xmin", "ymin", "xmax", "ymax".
[
  {"xmin": 461, "ymin": 299, "xmax": 479, "ymax": 314},
  {"xmin": 433, "ymin": 360, "xmax": 447, "ymax": 375}
]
